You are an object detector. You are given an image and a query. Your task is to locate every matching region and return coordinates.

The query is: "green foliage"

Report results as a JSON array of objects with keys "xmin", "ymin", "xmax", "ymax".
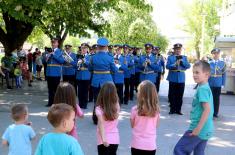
[
  {"xmin": 27, "ymin": 27, "xmax": 50, "ymax": 49},
  {"xmin": 181, "ymin": 0, "xmax": 222, "ymax": 59},
  {"xmin": 108, "ymin": 1, "xmax": 168, "ymax": 52}
]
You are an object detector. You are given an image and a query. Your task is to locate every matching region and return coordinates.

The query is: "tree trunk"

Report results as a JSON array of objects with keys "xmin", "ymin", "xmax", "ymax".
[
  {"xmin": 58, "ymin": 30, "xmax": 68, "ymax": 49},
  {"xmin": 0, "ymin": 13, "xmax": 34, "ymax": 56},
  {"xmin": 195, "ymin": 40, "xmax": 201, "ymax": 60}
]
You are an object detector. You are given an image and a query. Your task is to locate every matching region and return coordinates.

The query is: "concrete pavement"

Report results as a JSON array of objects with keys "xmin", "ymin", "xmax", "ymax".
[{"xmin": 0, "ymin": 77, "xmax": 235, "ymax": 155}]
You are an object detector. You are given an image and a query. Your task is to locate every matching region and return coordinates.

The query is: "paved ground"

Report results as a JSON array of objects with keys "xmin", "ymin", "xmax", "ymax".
[{"xmin": 0, "ymin": 73, "xmax": 235, "ymax": 155}]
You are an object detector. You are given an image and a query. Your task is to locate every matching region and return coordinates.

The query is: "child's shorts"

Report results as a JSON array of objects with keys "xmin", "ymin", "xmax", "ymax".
[{"xmin": 36, "ymin": 65, "xmax": 42, "ymax": 72}]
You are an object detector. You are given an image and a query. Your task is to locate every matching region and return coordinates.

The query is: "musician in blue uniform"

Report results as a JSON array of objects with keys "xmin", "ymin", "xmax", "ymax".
[
  {"xmin": 76, "ymin": 43, "xmax": 91, "ymax": 109},
  {"xmin": 128, "ymin": 46, "xmax": 135, "ymax": 100},
  {"xmin": 112, "ymin": 45, "xmax": 128, "ymax": 104},
  {"xmin": 123, "ymin": 44, "xmax": 134, "ymax": 105},
  {"xmin": 152, "ymin": 46, "xmax": 165, "ymax": 92},
  {"xmin": 166, "ymin": 43, "xmax": 191, "ymax": 115},
  {"xmin": 139, "ymin": 43, "xmax": 160, "ymax": 84},
  {"xmin": 133, "ymin": 47, "xmax": 141, "ymax": 91},
  {"xmin": 45, "ymin": 38, "xmax": 65, "ymax": 107},
  {"xmin": 89, "ymin": 38, "xmax": 118, "ymax": 124},
  {"xmin": 208, "ymin": 48, "xmax": 226, "ymax": 118},
  {"xmin": 108, "ymin": 45, "xmax": 114, "ymax": 56},
  {"xmin": 88, "ymin": 44, "xmax": 97, "ymax": 102},
  {"xmin": 62, "ymin": 44, "xmax": 77, "ymax": 86}
]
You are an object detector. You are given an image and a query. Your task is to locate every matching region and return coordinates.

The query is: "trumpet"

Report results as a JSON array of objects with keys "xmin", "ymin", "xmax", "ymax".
[
  {"xmin": 63, "ymin": 51, "xmax": 74, "ymax": 63},
  {"xmin": 144, "ymin": 57, "xmax": 150, "ymax": 72},
  {"xmin": 77, "ymin": 55, "xmax": 85, "ymax": 70}
]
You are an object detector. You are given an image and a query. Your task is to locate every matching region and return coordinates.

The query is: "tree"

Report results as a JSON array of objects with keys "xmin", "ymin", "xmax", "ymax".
[
  {"xmin": 108, "ymin": 1, "xmax": 168, "ymax": 52},
  {"xmin": 0, "ymin": 0, "xmax": 46, "ymax": 55},
  {"xmin": 181, "ymin": 0, "xmax": 222, "ymax": 59},
  {"xmin": 39, "ymin": 0, "xmax": 151, "ymax": 48},
  {"xmin": 27, "ymin": 27, "xmax": 50, "ymax": 49}
]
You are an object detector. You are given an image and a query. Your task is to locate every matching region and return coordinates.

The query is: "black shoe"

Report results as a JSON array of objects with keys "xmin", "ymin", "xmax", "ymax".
[
  {"xmin": 28, "ymin": 83, "xmax": 32, "ymax": 87},
  {"xmin": 169, "ymin": 111, "xmax": 175, "ymax": 114},
  {"xmin": 176, "ymin": 112, "xmax": 183, "ymax": 115},
  {"xmin": 7, "ymin": 86, "xmax": 13, "ymax": 89},
  {"xmin": 45, "ymin": 104, "xmax": 51, "ymax": 107},
  {"xmin": 124, "ymin": 102, "xmax": 128, "ymax": 105},
  {"xmin": 213, "ymin": 115, "xmax": 218, "ymax": 118}
]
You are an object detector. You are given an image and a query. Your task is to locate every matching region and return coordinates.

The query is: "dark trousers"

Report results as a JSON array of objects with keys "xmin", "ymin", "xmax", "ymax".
[
  {"xmin": 98, "ymin": 144, "xmax": 118, "ymax": 155},
  {"xmin": 124, "ymin": 78, "xmax": 130, "ymax": 104},
  {"xmin": 115, "ymin": 83, "xmax": 123, "ymax": 104},
  {"xmin": 43, "ymin": 63, "xmax": 47, "ymax": 80},
  {"xmin": 63, "ymin": 75, "xmax": 76, "ymax": 94},
  {"xmin": 89, "ymin": 80, "xmax": 94, "ymax": 102},
  {"xmin": 92, "ymin": 86, "xmax": 101, "ymax": 124},
  {"xmin": 47, "ymin": 76, "xmax": 61, "ymax": 106},
  {"xmin": 169, "ymin": 82, "xmax": 185, "ymax": 113},
  {"xmin": 155, "ymin": 72, "xmax": 161, "ymax": 92},
  {"xmin": 174, "ymin": 131, "xmax": 207, "ymax": 155},
  {"xmin": 131, "ymin": 148, "xmax": 156, "ymax": 155},
  {"xmin": 134, "ymin": 72, "xmax": 140, "ymax": 92},
  {"xmin": 210, "ymin": 87, "xmax": 221, "ymax": 117},
  {"xmin": 130, "ymin": 74, "xmax": 135, "ymax": 100},
  {"xmin": 77, "ymin": 80, "xmax": 89, "ymax": 109},
  {"xmin": 3, "ymin": 69, "xmax": 11, "ymax": 87}
]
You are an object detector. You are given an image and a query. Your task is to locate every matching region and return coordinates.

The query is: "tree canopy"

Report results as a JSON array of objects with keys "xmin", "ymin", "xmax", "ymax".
[
  {"xmin": 181, "ymin": 0, "xmax": 222, "ymax": 59},
  {"xmin": 108, "ymin": 1, "xmax": 168, "ymax": 52}
]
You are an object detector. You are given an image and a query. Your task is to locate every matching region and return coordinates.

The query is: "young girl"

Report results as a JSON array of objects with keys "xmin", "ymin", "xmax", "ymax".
[
  {"xmin": 95, "ymin": 82, "xmax": 120, "ymax": 155},
  {"xmin": 53, "ymin": 82, "xmax": 84, "ymax": 140},
  {"xmin": 130, "ymin": 80, "xmax": 160, "ymax": 155},
  {"xmin": 2, "ymin": 104, "xmax": 36, "ymax": 155},
  {"xmin": 14, "ymin": 62, "xmax": 23, "ymax": 88}
]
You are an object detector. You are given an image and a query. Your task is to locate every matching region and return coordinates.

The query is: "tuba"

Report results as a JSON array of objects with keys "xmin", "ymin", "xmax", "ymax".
[{"xmin": 63, "ymin": 50, "xmax": 74, "ymax": 63}]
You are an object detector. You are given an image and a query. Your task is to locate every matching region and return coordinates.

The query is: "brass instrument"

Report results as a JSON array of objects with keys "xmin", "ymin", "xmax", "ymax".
[
  {"xmin": 63, "ymin": 50, "xmax": 74, "ymax": 64},
  {"xmin": 77, "ymin": 55, "xmax": 85, "ymax": 70},
  {"xmin": 144, "ymin": 56, "xmax": 150, "ymax": 72}
]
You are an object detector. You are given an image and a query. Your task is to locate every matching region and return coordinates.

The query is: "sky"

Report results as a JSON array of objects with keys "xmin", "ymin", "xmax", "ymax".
[{"xmin": 149, "ymin": 0, "xmax": 192, "ymax": 38}]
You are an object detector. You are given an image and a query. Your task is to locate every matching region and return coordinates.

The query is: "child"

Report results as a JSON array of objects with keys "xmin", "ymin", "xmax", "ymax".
[
  {"xmin": 95, "ymin": 82, "xmax": 120, "ymax": 155},
  {"xmin": 35, "ymin": 52, "xmax": 43, "ymax": 80},
  {"xmin": 14, "ymin": 62, "xmax": 23, "ymax": 88},
  {"xmin": 130, "ymin": 80, "xmax": 160, "ymax": 155},
  {"xmin": 54, "ymin": 82, "xmax": 84, "ymax": 140},
  {"xmin": 20, "ymin": 57, "xmax": 32, "ymax": 87},
  {"xmin": 174, "ymin": 60, "xmax": 214, "ymax": 155},
  {"xmin": 35, "ymin": 104, "xmax": 84, "ymax": 155},
  {"xmin": 2, "ymin": 104, "xmax": 36, "ymax": 155}
]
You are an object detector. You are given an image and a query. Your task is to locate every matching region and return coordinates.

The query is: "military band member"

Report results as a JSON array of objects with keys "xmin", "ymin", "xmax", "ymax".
[
  {"xmin": 166, "ymin": 43, "xmax": 191, "ymax": 115},
  {"xmin": 133, "ymin": 47, "xmax": 141, "ymax": 92},
  {"xmin": 75, "ymin": 44, "xmax": 91, "ymax": 109},
  {"xmin": 62, "ymin": 44, "xmax": 77, "ymax": 86},
  {"xmin": 139, "ymin": 43, "xmax": 160, "ymax": 84},
  {"xmin": 112, "ymin": 45, "xmax": 128, "ymax": 104},
  {"xmin": 128, "ymin": 47, "xmax": 135, "ymax": 101},
  {"xmin": 89, "ymin": 38, "xmax": 118, "ymax": 124},
  {"xmin": 208, "ymin": 48, "xmax": 226, "ymax": 118},
  {"xmin": 45, "ymin": 38, "xmax": 65, "ymax": 107},
  {"xmin": 108, "ymin": 45, "xmax": 114, "ymax": 56},
  {"xmin": 152, "ymin": 46, "xmax": 165, "ymax": 92},
  {"xmin": 123, "ymin": 44, "xmax": 134, "ymax": 105}
]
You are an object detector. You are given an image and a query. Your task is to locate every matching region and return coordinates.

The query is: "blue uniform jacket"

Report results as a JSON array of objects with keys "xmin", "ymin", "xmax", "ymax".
[
  {"xmin": 166, "ymin": 55, "xmax": 191, "ymax": 83},
  {"xmin": 89, "ymin": 51, "xmax": 118, "ymax": 88},
  {"xmin": 76, "ymin": 54, "xmax": 91, "ymax": 80},
  {"xmin": 63, "ymin": 52, "xmax": 77, "ymax": 76},
  {"xmin": 134, "ymin": 55, "xmax": 141, "ymax": 73},
  {"xmin": 129, "ymin": 54, "xmax": 135, "ymax": 75},
  {"xmin": 138, "ymin": 54, "xmax": 160, "ymax": 83},
  {"xmin": 112, "ymin": 55, "xmax": 128, "ymax": 84},
  {"xmin": 46, "ymin": 48, "xmax": 65, "ymax": 77},
  {"xmin": 155, "ymin": 54, "xmax": 165, "ymax": 73},
  {"xmin": 208, "ymin": 60, "xmax": 226, "ymax": 87},
  {"xmin": 123, "ymin": 54, "xmax": 134, "ymax": 78}
]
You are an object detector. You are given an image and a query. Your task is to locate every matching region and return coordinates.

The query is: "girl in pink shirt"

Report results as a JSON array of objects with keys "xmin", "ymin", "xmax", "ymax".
[
  {"xmin": 130, "ymin": 80, "xmax": 160, "ymax": 155},
  {"xmin": 54, "ymin": 82, "xmax": 84, "ymax": 140},
  {"xmin": 95, "ymin": 82, "xmax": 120, "ymax": 155}
]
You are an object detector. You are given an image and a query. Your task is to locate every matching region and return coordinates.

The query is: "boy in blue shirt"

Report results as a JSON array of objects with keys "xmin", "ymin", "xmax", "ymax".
[
  {"xmin": 174, "ymin": 60, "xmax": 214, "ymax": 155},
  {"xmin": 35, "ymin": 104, "xmax": 84, "ymax": 155},
  {"xmin": 2, "ymin": 104, "xmax": 36, "ymax": 155}
]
